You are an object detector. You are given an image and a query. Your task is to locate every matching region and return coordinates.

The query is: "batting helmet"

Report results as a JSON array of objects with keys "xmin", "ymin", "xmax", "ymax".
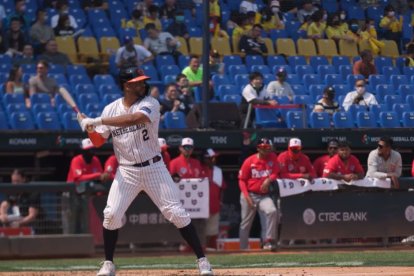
[
  {"xmin": 118, "ymin": 67, "xmax": 151, "ymax": 95},
  {"xmin": 257, "ymin": 137, "xmax": 273, "ymax": 150}
]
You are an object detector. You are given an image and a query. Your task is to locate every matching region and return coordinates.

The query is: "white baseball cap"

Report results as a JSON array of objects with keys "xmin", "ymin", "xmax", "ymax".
[
  {"xmin": 289, "ymin": 138, "xmax": 302, "ymax": 148},
  {"xmin": 81, "ymin": 138, "xmax": 94, "ymax": 150},
  {"xmin": 181, "ymin": 137, "xmax": 194, "ymax": 146},
  {"xmin": 204, "ymin": 148, "xmax": 218, "ymax": 158},
  {"xmin": 158, "ymin": 138, "xmax": 168, "ymax": 148}
]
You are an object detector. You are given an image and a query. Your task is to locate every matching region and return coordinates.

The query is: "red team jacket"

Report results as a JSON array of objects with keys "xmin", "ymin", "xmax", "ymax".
[
  {"xmin": 313, "ymin": 154, "xmax": 331, "ymax": 178},
  {"xmin": 238, "ymin": 152, "xmax": 279, "ymax": 197},
  {"xmin": 322, "ymin": 154, "xmax": 364, "ymax": 177},
  {"xmin": 277, "ymin": 151, "xmax": 316, "ymax": 179},
  {"xmin": 161, "ymin": 150, "xmax": 171, "ymax": 170},
  {"xmin": 202, "ymin": 165, "xmax": 226, "ymax": 215},
  {"xmin": 66, "ymin": 155, "xmax": 103, "ymax": 184},
  {"xmin": 104, "ymin": 155, "xmax": 119, "ymax": 181},
  {"xmin": 169, "ymin": 155, "xmax": 203, "ymax": 178}
]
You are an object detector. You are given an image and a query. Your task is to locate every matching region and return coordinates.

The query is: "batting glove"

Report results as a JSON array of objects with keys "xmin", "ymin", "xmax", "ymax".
[{"xmin": 81, "ymin": 117, "xmax": 102, "ymax": 131}]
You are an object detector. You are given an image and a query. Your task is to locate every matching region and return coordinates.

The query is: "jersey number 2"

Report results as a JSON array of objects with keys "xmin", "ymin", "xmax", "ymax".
[{"xmin": 142, "ymin": 129, "xmax": 149, "ymax": 141}]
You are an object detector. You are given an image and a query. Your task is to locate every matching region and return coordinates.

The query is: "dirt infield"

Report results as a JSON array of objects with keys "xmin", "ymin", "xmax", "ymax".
[{"xmin": 3, "ymin": 267, "xmax": 414, "ymax": 276}]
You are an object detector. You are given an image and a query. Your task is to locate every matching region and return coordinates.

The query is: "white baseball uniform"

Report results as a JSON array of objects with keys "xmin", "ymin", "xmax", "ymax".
[{"xmin": 95, "ymin": 96, "xmax": 191, "ymax": 230}]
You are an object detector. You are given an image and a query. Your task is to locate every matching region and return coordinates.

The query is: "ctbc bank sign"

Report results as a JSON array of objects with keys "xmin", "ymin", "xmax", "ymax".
[{"xmin": 303, "ymin": 208, "xmax": 367, "ymax": 225}]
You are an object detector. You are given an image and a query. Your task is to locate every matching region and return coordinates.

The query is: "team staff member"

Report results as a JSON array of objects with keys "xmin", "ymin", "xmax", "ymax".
[
  {"xmin": 238, "ymin": 138, "xmax": 279, "ymax": 250},
  {"xmin": 169, "ymin": 137, "xmax": 203, "ymax": 179},
  {"xmin": 278, "ymin": 138, "xmax": 316, "ymax": 180},
  {"xmin": 158, "ymin": 138, "xmax": 171, "ymax": 169},
  {"xmin": 78, "ymin": 68, "xmax": 213, "ymax": 276},
  {"xmin": 103, "ymin": 155, "xmax": 119, "ymax": 182},
  {"xmin": 366, "ymin": 136, "xmax": 401, "ymax": 188},
  {"xmin": 323, "ymin": 141, "xmax": 364, "ymax": 181},
  {"xmin": 313, "ymin": 139, "xmax": 339, "ymax": 177}
]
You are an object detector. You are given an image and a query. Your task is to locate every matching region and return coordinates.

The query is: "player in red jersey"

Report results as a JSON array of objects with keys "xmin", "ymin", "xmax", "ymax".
[
  {"xmin": 169, "ymin": 137, "xmax": 203, "ymax": 179},
  {"xmin": 323, "ymin": 141, "xmax": 364, "ymax": 181},
  {"xmin": 313, "ymin": 139, "xmax": 339, "ymax": 177},
  {"xmin": 277, "ymin": 138, "xmax": 316, "ymax": 180},
  {"xmin": 103, "ymin": 155, "xmax": 118, "ymax": 182},
  {"xmin": 158, "ymin": 138, "xmax": 171, "ymax": 169},
  {"xmin": 238, "ymin": 138, "xmax": 279, "ymax": 250}
]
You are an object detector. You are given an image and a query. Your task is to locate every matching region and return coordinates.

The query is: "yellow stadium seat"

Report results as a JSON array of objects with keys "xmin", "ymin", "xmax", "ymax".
[
  {"xmin": 358, "ymin": 39, "xmax": 371, "ymax": 54},
  {"xmin": 77, "ymin": 37, "xmax": 100, "ymax": 62},
  {"xmin": 56, "ymin": 36, "xmax": 77, "ymax": 63},
  {"xmin": 211, "ymin": 37, "xmax": 232, "ymax": 56},
  {"xmin": 381, "ymin": 40, "xmax": 399, "ymax": 58},
  {"xmin": 262, "ymin": 38, "xmax": 275, "ymax": 56},
  {"xmin": 176, "ymin": 36, "xmax": 189, "ymax": 55},
  {"xmin": 189, "ymin": 37, "xmax": 202, "ymax": 56},
  {"xmin": 339, "ymin": 39, "xmax": 359, "ymax": 58},
  {"xmin": 316, "ymin": 39, "xmax": 338, "ymax": 57},
  {"xmin": 297, "ymin": 39, "xmax": 317, "ymax": 58},
  {"xmin": 100, "ymin": 37, "xmax": 120, "ymax": 60},
  {"xmin": 232, "ymin": 36, "xmax": 242, "ymax": 54},
  {"xmin": 133, "ymin": 36, "xmax": 143, "ymax": 45},
  {"xmin": 276, "ymin": 38, "xmax": 297, "ymax": 56}
]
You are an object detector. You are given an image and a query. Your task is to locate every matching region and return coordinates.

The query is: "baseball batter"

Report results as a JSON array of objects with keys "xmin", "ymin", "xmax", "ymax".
[{"xmin": 78, "ymin": 68, "xmax": 213, "ymax": 276}]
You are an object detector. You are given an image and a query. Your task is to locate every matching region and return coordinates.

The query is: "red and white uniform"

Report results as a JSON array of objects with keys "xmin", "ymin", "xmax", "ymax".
[
  {"xmin": 66, "ymin": 155, "xmax": 103, "ymax": 184},
  {"xmin": 161, "ymin": 149, "xmax": 171, "ymax": 170},
  {"xmin": 104, "ymin": 155, "xmax": 119, "ymax": 181},
  {"xmin": 238, "ymin": 152, "xmax": 279, "ymax": 197},
  {"xmin": 202, "ymin": 165, "xmax": 226, "ymax": 215},
  {"xmin": 277, "ymin": 151, "xmax": 316, "ymax": 179},
  {"xmin": 323, "ymin": 154, "xmax": 364, "ymax": 177},
  {"xmin": 313, "ymin": 154, "xmax": 331, "ymax": 178},
  {"xmin": 169, "ymin": 155, "xmax": 203, "ymax": 178}
]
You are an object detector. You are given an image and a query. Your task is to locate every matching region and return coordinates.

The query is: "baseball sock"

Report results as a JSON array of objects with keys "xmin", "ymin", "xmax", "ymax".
[
  {"xmin": 179, "ymin": 223, "xmax": 205, "ymax": 259},
  {"xmin": 103, "ymin": 228, "xmax": 118, "ymax": 262}
]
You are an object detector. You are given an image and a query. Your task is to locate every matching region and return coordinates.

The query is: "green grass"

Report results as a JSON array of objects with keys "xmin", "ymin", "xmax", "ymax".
[{"xmin": 0, "ymin": 250, "xmax": 413, "ymax": 271}]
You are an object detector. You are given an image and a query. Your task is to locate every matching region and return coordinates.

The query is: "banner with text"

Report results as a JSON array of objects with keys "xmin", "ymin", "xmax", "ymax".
[
  {"xmin": 277, "ymin": 178, "xmax": 391, "ymax": 197},
  {"xmin": 177, "ymin": 178, "xmax": 209, "ymax": 219}
]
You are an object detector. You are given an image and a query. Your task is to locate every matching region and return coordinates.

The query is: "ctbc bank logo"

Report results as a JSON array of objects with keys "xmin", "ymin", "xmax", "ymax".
[
  {"xmin": 405, "ymin": 205, "xmax": 414, "ymax": 222},
  {"xmin": 303, "ymin": 208, "xmax": 316, "ymax": 225}
]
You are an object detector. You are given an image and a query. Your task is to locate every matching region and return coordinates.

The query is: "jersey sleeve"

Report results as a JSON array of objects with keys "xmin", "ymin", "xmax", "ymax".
[
  {"xmin": 238, "ymin": 158, "xmax": 251, "ymax": 197},
  {"xmin": 351, "ymin": 155, "xmax": 365, "ymax": 175},
  {"xmin": 137, "ymin": 98, "xmax": 159, "ymax": 123},
  {"xmin": 322, "ymin": 157, "xmax": 336, "ymax": 177}
]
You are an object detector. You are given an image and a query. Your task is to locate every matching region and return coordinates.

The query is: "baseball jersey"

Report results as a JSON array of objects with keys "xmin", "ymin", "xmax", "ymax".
[
  {"xmin": 277, "ymin": 151, "xmax": 316, "ymax": 179},
  {"xmin": 313, "ymin": 154, "xmax": 332, "ymax": 178},
  {"xmin": 67, "ymin": 155, "xmax": 103, "ymax": 184},
  {"xmin": 202, "ymin": 165, "xmax": 226, "ymax": 215},
  {"xmin": 104, "ymin": 155, "xmax": 119, "ymax": 181},
  {"xmin": 238, "ymin": 152, "xmax": 279, "ymax": 197},
  {"xmin": 323, "ymin": 154, "xmax": 365, "ymax": 177},
  {"xmin": 95, "ymin": 96, "xmax": 161, "ymax": 166},
  {"xmin": 161, "ymin": 149, "xmax": 171, "ymax": 170},
  {"xmin": 169, "ymin": 154, "xmax": 203, "ymax": 178}
]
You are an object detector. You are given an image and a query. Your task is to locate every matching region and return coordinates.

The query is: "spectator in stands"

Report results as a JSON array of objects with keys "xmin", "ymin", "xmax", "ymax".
[
  {"xmin": 28, "ymin": 60, "xmax": 59, "ymax": 102},
  {"xmin": 380, "ymin": 4, "xmax": 403, "ymax": 48},
  {"xmin": 201, "ymin": 148, "xmax": 226, "ymax": 250},
  {"xmin": 176, "ymin": 73, "xmax": 190, "ymax": 92},
  {"xmin": 37, "ymin": 39, "xmax": 72, "ymax": 67},
  {"xmin": 83, "ymin": 0, "xmax": 108, "ymax": 10},
  {"xmin": 278, "ymin": 138, "xmax": 316, "ymax": 180},
  {"xmin": 326, "ymin": 13, "xmax": 352, "ymax": 44},
  {"xmin": 209, "ymin": 50, "xmax": 225, "ymax": 75},
  {"xmin": 299, "ymin": 15, "xmax": 312, "ymax": 33},
  {"xmin": 5, "ymin": 0, "xmax": 29, "ymax": 30},
  {"xmin": 158, "ymin": 138, "xmax": 171, "ymax": 169},
  {"xmin": 313, "ymin": 86, "xmax": 339, "ymax": 114},
  {"xmin": 144, "ymin": 5, "xmax": 162, "ymax": 31},
  {"xmin": 297, "ymin": 0, "xmax": 318, "ymax": 23},
  {"xmin": 42, "ymin": 0, "xmax": 58, "ymax": 9},
  {"xmin": 266, "ymin": 68, "xmax": 294, "ymax": 103},
  {"xmin": 136, "ymin": 0, "xmax": 153, "ymax": 18},
  {"xmin": 338, "ymin": 10, "xmax": 349, "ymax": 32},
  {"xmin": 261, "ymin": 3, "xmax": 285, "ymax": 31},
  {"xmin": 166, "ymin": 11, "xmax": 189, "ymax": 39},
  {"xmin": 323, "ymin": 141, "xmax": 364, "ymax": 181},
  {"xmin": 0, "ymin": 169, "xmax": 42, "ymax": 230},
  {"xmin": 51, "ymin": 1, "xmax": 78, "ymax": 29},
  {"xmin": 406, "ymin": 44, "xmax": 414, "ymax": 67},
  {"xmin": 366, "ymin": 137, "xmax": 402, "ymax": 189},
  {"xmin": 160, "ymin": 83, "xmax": 192, "ymax": 117},
  {"xmin": 29, "ymin": 9, "xmax": 55, "ymax": 55},
  {"xmin": 279, "ymin": 0, "xmax": 298, "ymax": 13},
  {"xmin": 13, "ymin": 44, "xmax": 35, "ymax": 65},
  {"xmin": 124, "ymin": 10, "xmax": 145, "ymax": 31},
  {"xmin": 238, "ymin": 138, "xmax": 279, "ymax": 250},
  {"xmin": 115, "ymin": 36, "xmax": 153, "ymax": 69},
  {"xmin": 313, "ymin": 139, "xmax": 339, "ymax": 177},
  {"xmin": 307, "ymin": 10, "xmax": 325, "ymax": 40},
  {"xmin": 5, "ymin": 65, "xmax": 28, "ymax": 100},
  {"xmin": 103, "ymin": 154, "xmax": 118, "ymax": 182},
  {"xmin": 175, "ymin": 74, "xmax": 196, "ymax": 107},
  {"xmin": 342, "ymin": 79, "xmax": 378, "ymax": 111},
  {"xmin": 4, "ymin": 17, "xmax": 27, "ymax": 58},
  {"xmin": 240, "ymin": 0, "xmax": 259, "ymax": 14},
  {"xmin": 232, "ymin": 13, "xmax": 252, "ymax": 53},
  {"xmin": 182, "ymin": 55, "xmax": 203, "ymax": 88},
  {"xmin": 210, "ymin": 2, "xmax": 230, "ymax": 39},
  {"xmin": 54, "ymin": 14, "xmax": 75, "ymax": 37},
  {"xmin": 144, "ymin": 23, "xmax": 181, "ymax": 60},
  {"xmin": 239, "ymin": 24, "xmax": 268, "ymax": 56},
  {"xmin": 353, "ymin": 50, "xmax": 377, "ymax": 80},
  {"xmin": 160, "ymin": 0, "xmax": 178, "ymax": 19},
  {"xmin": 150, "ymin": 86, "xmax": 160, "ymax": 100},
  {"xmin": 360, "ymin": 18, "xmax": 385, "ymax": 55},
  {"xmin": 241, "ymin": 72, "xmax": 277, "ymax": 127}
]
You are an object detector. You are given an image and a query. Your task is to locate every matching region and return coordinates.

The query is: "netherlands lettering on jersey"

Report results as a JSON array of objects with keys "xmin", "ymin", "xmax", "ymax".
[{"xmin": 111, "ymin": 124, "xmax": 145, "ymax": 137}]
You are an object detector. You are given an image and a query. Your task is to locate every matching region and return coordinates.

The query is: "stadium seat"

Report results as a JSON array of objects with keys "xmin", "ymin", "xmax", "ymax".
[
  {"xmin": 102, "ymin": 93, "xmax": 121, "ymax": 105},
  {"xmin": 303, "ymin": 74, "xmax": 322, "ymax": 87},
  {"xmin": 332, "ymin": 84, "xmax": 350, "ymax": 96},
  {"xmin": 392, "ymin": 103, "xmax": 409, "ymax": 121},
  {"xmin": 245, "ymin": 55, "xmax": 265, "ymax": 67},
  {"xmin": 397, "ymin": 84, "xmax": 414, "ymax": 99},
  {"xmin": 189, "ymin": 37, "xmax": 202, "ymax": 56},
  {"xmin": 287, "ymin": 56, "xmax": 307, "ymax": 70},
  {"xmin": 223, "ymin": 55, "xmax": 243, "ymax": 67},
  {"xmin": 309, "ymin": 112, "xmax": 331, "ymax": 128},
  {"xmin": 3, "ymin": 93, "xmax": 25, "ymax": 105},
  {"xmin": 163, "ymin": 74, "xmax": 176, "ymax": 84},
  {"xmin": 163, "ymin": 111, "xmax": 187, "ymax": 129},
  {"xmin": 255, "ymin": 108, "xmax": 284, "ymax": 128},
  {"xmin": 390, "ymin": 75, "xmax": 409, "ymax": 88},
  {"xmin": 349, "ymin": 105, "xmax": 369, "ymax": 121},
  {"xmin": 322, "ymin": 0, "xmax": 339, "ymax": 13},
  {"xmin": 374, "ymin": 56, "xmax": 393, "ymax": 71},
  {"xmin": 61, "ymin": 111, "xmax": 80, "ymax": 130},
  {"xmin": 85, "ymin": 103, "xmax": 102, "ymax": 116},
  {"xmin": 77, "ymin": 37, "xmax": 100, "ymax": 63},
  {"xmin": 339, "ymin": 65, "xmax": 353, "ymax": 81},
  {"xmin": 75, "ymin": 84, "xmax": 96, "ymax": 96},
  {"xmin": 379, "ymin": 111, "xmax": 400, "ymax": 128},
  {"xmin": 36, "ymin": 111, "xmax": 61, "ymax": 130},
  {"xmin": 269, "ymin": 29, "xmax": 288, "ymax": 41},
  {"xmin": 381, "ymin": 40, "xmax": 400, "ymax": 59},
  {"xmin": 338, "ymin": 40, "xmax": 358, "ymax": 58},
  {"xmin": 384, "ymin": 95, "xmax": 403, "ymax": 110},
  {"xmin": 93, "ymin": 74, "xmax": 116, "ymax": 87},
  {"xmin": 70, "ymin": 74, "xmax": 92, "ymax": 88},
  {"xmin": 30, "ymin": 94, "xmax": 51, "ymax": 105},
  {"xmin": 356, "ymin": 111, "xmax": 377, "ymax": 128},
  {"xmin": 403, "ymin": 66, "xmax": 414, "ymax": 78},
  {"xmin": 66, "ymin": 65, "xmax": 87, "ymax": 77},
  {"xmin": 211, "ymin": 37, "xmax": 232, "ymax": 56},
  {"xmin": 155, "ymin": 55, "xmax": 176, "ymax": 68},
  {"xmin": 295, "ymin": 65, "xmax": 314, "ymax": 79},
  {"xmin": 266, "ymin": 55, "xmax": 287, "ymax": 67},
  {"xmin": 332, "ymin": 56, "xmax": 351, "ymax": 70},
  {"xmin": 402, "ymin": 112, "xmax": 414, "ymax": 127},
  {"xmin": 276, "ymin": 38, "xmax": 297, "ymax": 56},
  {"xmin": 56, "ymin": 36, "xmax": 77, "ymax": 63},
  {"xmin": 78, "ymin": 93, "xmax": 100, "ymax": 110},
  {"xmin": 9, "ymin": 111, "xmax": 35, "ymax": 130},
  {"xmin": 262, "ymin": 38, "xmax": 275, "ymax": 56},
  {"xmin": 176, "ymin": 37, "xmax": 189, "ymax": 56},
  {"xmin": 234, "ymin": 74, "xmax": 249, "ymax": 88},
  {"xmin": 291, "ymin": 84, "xmax": 308, "ymax": 95},
  {"xmin": 0, "ymin": 111, "xmax": 9, "ymax": 129},
  {"xmin": 223, "ymin": 94, "xmax": 242, "ymax": 104},
  {"xmin": 286, "ymin": 111, "xmax": 306, "ymax": 128},
  {"xmin": 229, "ymin": 65, "xmax": 248, "ymax": 76},
  {"xmin": 309, "ymin": 84, "xmax": 326, "ymax": 100},
  {"xmin": 286, "ymin": 74, "xmax": 301, "ymax": 85},
  {"xmin": 368, "ymin": 75, "xmax": 387, "ymax": 89},
  {"xmin": 6, "ymin": 103, "xmax": 27, "ymax": 114},
  {"xmin": 141, "ymin": 64, "xmax": 160, "ymax": 81},
  {"xmin": 0, "ymin": 63, "xmax": 11, "ymax": 73},
  {"xmin": 98, "ymin": 84, "xmax": 121, "ymax": 98},
  {"xmin": 324, "ymin": 74, "xmax": 343, "ymax": 86},
  {"xmin": 272, "ymin": 65, "xmax": 292, "ymax": 75},
  {"xmin": 49, "ymin": 64, "xmax": 65, "ymax": 74},
  {"xmin": 346, "ymin": 5, "xmax": 365, "ymax": 20},
  {"xmin": 32, "ymin": 103, "xmax": 54, "ymax": 115},
  {"xmin": 293, "ymin": 95, "xmax": 311, "ymax": 105},
  {"xmin": 316, "ymin": 39, "xmax": 338, "ymax": 57},
  {"xmin": 250, "ymin": 65, "xmax": 270, "ymax": 74},
  {"xmin": 21, "ymin": 64, "xmax": 36, "ymax": 74},
  {"xmin": 217, "ymin": 84, "xmax": 238, "ymax": 101},
  {"xmin": 333, "ymin": 111, "xmax": 354, "ymax": 128},
  {"xmin": 178, "ymin": 55, "xmax": 190, "ymax": 70},
  {"xmin": 317, "ymin": 65, "xmax": 336, "ymax": 78},
  {"xmin": 263, "ymin": 74, "xmax": 274, "ymax": 85},
  {"xmin": 49, "ymin": 73, "xmax": 68, "ymax": 85},
  {"xmin": 297, "ymin": 39, "xmax": 317, "ymax": 58},
  {"xmin": 382, "ymin": 66, "xmax": 400, "ymax": 79},
  {"xmin": 100, "ymin": 37, "xmax": 120, "ymax": 59}
]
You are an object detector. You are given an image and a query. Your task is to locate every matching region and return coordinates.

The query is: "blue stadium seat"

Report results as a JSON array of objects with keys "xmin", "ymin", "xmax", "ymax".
[
  {"xmin": 324, "ymin": 74, "xmax": 343, "ymax": 86},
  {"xmin": 392, "ymin": 103, "xmax": 409, "ymax": 121},
  {"xmin": 95, "ymin": 26, "xmax": 117, "ymax": 40},
  {"xmin": 78, "ymin": 93, "xmax": 99, "ymax": 110},
  {"xmin": 69, "ymin": 74, "xmax": 92, "ymax": 89},
  {"xmin": 49, "ymin": 64, "xmax": 65, "ymax": 74},
  {"xmin": 368, "ymin": 75, "xmax": 387, "ymax": 89},
  {"xmin": 98, "ymin": 84, "xmax": 121, "ymax": 98},
  {"xmin": 61, "ymin": 111, "xmax": 80, "ymax": 130},
  {"xmin": 285, "ymin": 20, "xmax": 302, "ymax": 40},
  {"xmin": 0, "ymin": 55, "xmax": 12, "ymax": 65},
  {"xmin": 390, "ymin": 75, "xmax": 409, "ymax": 88},
  {"xmin": 309, "ymin": 112, "xmax": 331, "ymax": 128},
  {"xmin": 155, "ymin": 55, "xmax": 176, "ymax": 68},
  {"xmin": 379, "ymin": 111, "xmax": 400, "ymax": 128},
  {"xmin": 255, "ymin": 108, "xmax": 284, "ymax": 128},
  {"xmin": 356, "ymin": 111, "xmax": 377, "ymax": 128},
  {"xmin": 333, "ymin": 111, "xmax": 354, "ymax": 128},
  {"xmin": 178, "ymin": 55, "xmax": 191, "ymax": 70},
  {"xmin": 9, "ymin": 111, "xmax": 35, "ymax": 130},
  {"xmin": 245, "ymin": 55, "xmax": 265, "ymax": 67},
  {"xmin": 339, "ymin": 65, "xmax": 353, "ymax": 82},
  {"xmin": 102, "ymin": 93, "xmax": 121, "ymax": 105},
  {"xmin": 402, "ymin": 112, "xmax": 414, "ymax": 127},
  {"xmin": 223, "ymin": 55, "xmax": 243, "ymax": 68},
  {"xmin": 293, "ymin": 95, "xmax": 311, "ymax": 105},
  {"xmin": 49, "ymin": 73, "xmax": 68, "ymax": 85},
  {"xmin": 309, "ymin": 84, "xmax": 326, "ymax": 100},
  {"xmin": 332, "ymin": 56, "xmax": 351, "ymax": 70},
  {"xmin": 309, "ymin": 56, "xmax": 329, "ymax": 71},
  {"xmin": 3, "ymin": 93, "xmax": 25, "ymax": 105},
  {"xmin": 75, "ymin": 84, "xmax": 96, "ymax": 97},
  {"xmin": 403, "ymin": 66, "xmax": 414, "ymax": 78},
  {"xmin": 30, "ymin": 94, "xmax": 51, "ymax": 105},
  {"xmin": 223, "ymin": 94, "xmax": 241, "ymax": 104},
  {"xmin": 295, "ymin": 65, "xmax": 314, "ymax": 79},
  {"xmin": 229, "ymin": 65, "xmax": 248, "ymax": 76},
  {"xmin": 212, "ymin": 75, "xmax": 232, "ymax": 90},
  {"xmin": 85, "ymin": 103, "xmax": 102, "ymax": 116},
  {"xmin": 269, "ymin": 29, "xmax": 288, "ymax": 40},
  {"xmin": 0, "ymin": 111, "xmax": 9, "ymax": 129},
  {"xmin": 32, "ymin": 103, "xmax": 54, "ymax": 115},
  {"xmin": 36, "ymin": 111, "xmax": 61, "ymax": 130},
  {"xmin": 163, "ymin": 75, "xmax": 176, "ymax": 84},
  {"xmin": 159, "ymin": 65, "xmax": 180, "ymax": 80},
  {"xmin": 286, "ymin": 111, "xmax": 306, "ymax": 128},
  {"xmin": 291, "ymin": 84, "xmax": 308, "ymax": 95},
  {"xmin": 93, "ymin": 74, "xmax": 116, "ymax": 87},
  {"xmin": 322, "ymin": 0, "xmax": 339, "ymax": 13},
  {"xmin": 163, "ymin": 111, "xmax": 187, "ymax": 129},
  {"xmin": 250, "ymin": 65, "xmax": 270, "ymax": 74},
  {"xmin": 286, "ymin": 74, "xmax": 301, "ymax": 85},
  {"xmin": 366, "ymin": 6, "xmax": 384, "ymax": 24},
  {"xmin": 317, "ymin": 65, "xmax": 336, "ymax": 78},
  {"xmin": 384, "ymin": 95, "xmax": 402, "ymax": 110},
  {"xmin": 272, "ymin": 65, "xmax": 292, "ymax": 75},
  {"xmin": 188, "ymin": 26, "xmax": 202, "ymax": 37},
  {"xmin": 0, "ymin": 63, "xmax": 11, "ymax": 73},
  {"xmin": 6, "ymin": 103, "xmax": 27, "ymax": 114},
  {"xmin": 234, "ymin": 74, "xmax": 249, "ymax": 88},
  {"xmin": 217, "ymin": 84, "xmax": 237, "ymax": 101},
  {"xmin": 382, "ymin": 66, "xmax": 400, "ymax": 80},
  {"xmin": 303, "ymin": 74, "xmax": 322, "ymax": 87},
  {"xmin": 66, "ymin": 65, "xmax": 87, "ymax": 77},
  {"xmin": 347, "ymin": 6, "xmax": 366, "ymax": 20},
  {"xmin": 263, "ymin": 74, "xmax": 273, "ymax": 85},
  {"xmin": 288, "ymin": 56, "xmax": 307, "ymax": 70},
  {"xmin": 349, "ymin": 105, "xmax": 369, "ymax": 121},
  {"xmin": 332, "ymin": 84, "xmax": 350, "ymax": 96},
  {"xmin": 21, "ymin": 64, "xmax": 36, "ymax": 74},
  {"xmin": 375, "ymin": 84, "xmax": 395, "ymax": 100},
  {"xmin": 141, "ymin": 64, "xmax": 160, "ymax": 81},
  {"xmin": 397, "ymin": 84, "xmax": 414, "ymax": 99},
  {"xmin": 375, "ymin": 56, "xmax": 393, "ymax": 71},
  {"xmin": 266, "ymin": 55, "xmax": 287, "ymax": 67}
]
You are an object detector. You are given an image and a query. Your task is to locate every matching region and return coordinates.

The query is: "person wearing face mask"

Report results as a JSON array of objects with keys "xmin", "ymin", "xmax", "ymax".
[
  {"xmin": 326, "ymin": 13, "xmax": 352, "ymax": 43},
  {"xmin": 297, "ymin": 0, "xmax": 319, "ymax": 23},
  {"xmin": 379, "ymin": 4, "xmax": 403, "ymax": 47},
  {"xmin": 307, "ymin": 10, "xmax": 326, "ymax": 39},
  {"xmin": 342, "ymin": 79, "xmax": 378, "ymax": 111},
  {"xmin": 277, "ymin": 138, "xmax": 316, "ymax": 180},
  {"xmin": 360, "ymin": 18, "xmax": 385, "ymax": 55},
  {"xmin": 352, "ymin": 49, "xmax": 377, "ymax": 80},
  {"xmin": 166, "ymin": 11, "xmax": 189, "ymax": 39},
  {"xmin": 266, "ymin": 69, "xmax": 294, "ymax": 103},
  {"xmin": 313, "ymin": 139, "xmax": 339, "ymax": 178},
  {"xmin": 143, "ymin": 5, "xmax": 162, "ymax": 31},
  {"xmin": 259, "ymin": 2, "xmax": 284, "ymax": 31},
  {"xmin": 50, "ymin": 1, "xmax": 78, "ymax": 30},
  {"xmin": 313, "ymin": 86, "xmax": 339, "ymax": 114}
]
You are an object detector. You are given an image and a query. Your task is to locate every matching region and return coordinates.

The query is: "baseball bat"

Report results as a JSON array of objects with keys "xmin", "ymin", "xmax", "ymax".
[{"xmin": 58, "ymin": 87, "xmax": 80, "ymax": 114}]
